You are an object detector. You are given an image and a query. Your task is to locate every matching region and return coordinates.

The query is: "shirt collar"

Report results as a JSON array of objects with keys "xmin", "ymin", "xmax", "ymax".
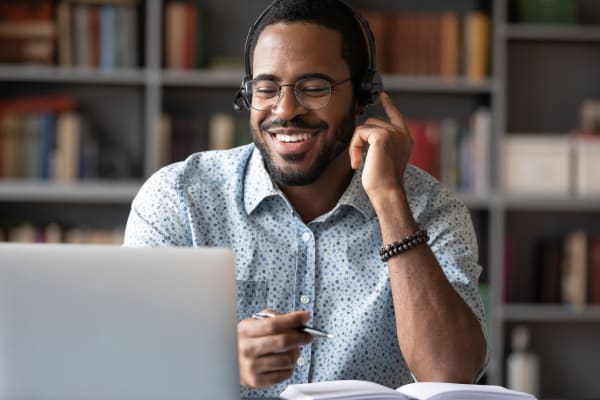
[
  {"xmin": 243, "ymin": 147, "xmax": 375, "ymax": 220},
  {"xmin": 336, "ymin": 162, "xmax": 375, "ymax": 220},
  {"xmin": 243, "ymin": 147, "xmax": 280, "ymax": 214}
]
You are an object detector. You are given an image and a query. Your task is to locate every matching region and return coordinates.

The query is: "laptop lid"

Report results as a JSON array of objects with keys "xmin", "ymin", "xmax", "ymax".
[{"xmin": 0, "ymin": 243, "xmax": 240, "ymax": 400}]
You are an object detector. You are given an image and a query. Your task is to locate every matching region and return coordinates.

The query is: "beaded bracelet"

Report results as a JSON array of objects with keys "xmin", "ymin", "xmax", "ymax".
[{"xmin": 379, "ymin": 229, "xmax": 429, "ymax": 262}]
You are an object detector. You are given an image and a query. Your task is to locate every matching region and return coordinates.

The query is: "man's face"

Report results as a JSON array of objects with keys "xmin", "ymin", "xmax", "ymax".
[{"xmin": 250, "ymin": 22, "xmax": 357, "ymax": 187}]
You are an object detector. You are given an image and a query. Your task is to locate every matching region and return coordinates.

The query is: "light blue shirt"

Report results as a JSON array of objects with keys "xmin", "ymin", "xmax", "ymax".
[{"xmin": 124, "ymin": 144, "xmax": 487, "ymax": 398}]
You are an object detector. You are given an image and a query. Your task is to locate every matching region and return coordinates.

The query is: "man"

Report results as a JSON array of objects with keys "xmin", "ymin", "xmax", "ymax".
[{"xmin": 124, "ymin": 0, "xmax": 487, "ymax": 398}]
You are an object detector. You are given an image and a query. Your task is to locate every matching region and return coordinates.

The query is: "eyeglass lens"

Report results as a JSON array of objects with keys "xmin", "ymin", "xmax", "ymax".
[{"xmin": 247, "ymin": 78, "xmax": 333, "ymax": 110}]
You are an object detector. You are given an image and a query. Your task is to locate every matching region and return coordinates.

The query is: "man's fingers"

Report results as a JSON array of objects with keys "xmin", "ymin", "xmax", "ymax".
[
  {"xmin": 379, "ymin": 92, "xmax": 406, "ymax": 128},
  {"xmin": 240, "ymin": 348, "xmax": 299, "ymax": 388},
  {"xmin": 239, "ymin": 310, "xmax": 310, "ymax": 338}
]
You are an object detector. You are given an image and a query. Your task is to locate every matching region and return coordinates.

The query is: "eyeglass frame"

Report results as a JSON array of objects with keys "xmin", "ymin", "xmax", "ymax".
[{"xmin": 242, "ymin": 76, "xmax": 353, "ymax": 111}]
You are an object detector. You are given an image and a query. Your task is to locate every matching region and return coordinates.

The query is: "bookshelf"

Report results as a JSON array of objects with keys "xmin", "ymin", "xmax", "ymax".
[{"xmin": 1, "ymin": 0, "xmax": 600, "ymax": 398}]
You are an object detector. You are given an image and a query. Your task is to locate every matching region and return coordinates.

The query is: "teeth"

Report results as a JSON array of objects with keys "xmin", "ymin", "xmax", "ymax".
[{"xmin": 275, "ymin": 132, "xmax": 313, "ymax": 143}]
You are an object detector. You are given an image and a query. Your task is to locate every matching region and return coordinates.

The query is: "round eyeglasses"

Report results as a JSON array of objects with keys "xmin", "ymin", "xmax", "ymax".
[{"xmin": 244, "ymin": 77, "xmax": 352, "ymax": 111}]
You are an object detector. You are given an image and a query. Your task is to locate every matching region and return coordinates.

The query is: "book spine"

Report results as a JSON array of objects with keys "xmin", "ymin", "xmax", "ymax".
[
  {"xmin": 74, "ymin": 4, "xmax": 91, "ymax": 67},
  {"xmin": 183, "ymin": 2, "xmax": 197, "ymax": 70},
  {"xmin": 208, "ymin": 113, "xmax": 236, "ymax": 150},
  {"xmin": 54, "ymin": 111, "xmax": 81, "ymax": 182},
  {"xmin": 165, "ymin": 2, "xmax": 186, "ymax": 69},
  {"xmin": 115, "ymin": 5, "xmax": 137, "ymax": 68},
  {"xmin": 407, "ymin": 119, "xmax": 440, "ymax": 179},
  {"xmin": 561, "ymin": 230, "xmax": 588, "ymax": 309},
  {"xmin": 464, "ymin": 12, "xmax": 490, "ymax": 80},
  {"xmin": 37, "ymin": 113, "xmax": 55, "ymax": 180},
  {"xmin": 589, "ymin": 236, "xmax": 600, "ymax": 305},
  {"xmin": 440, "ymin": 12, "xmax": 459, "ymax": 77},
  {"xmin": 100, "ymin": 4, "xmax": 116, "ymax": 70},
  {"xmin": 56, "ymin": 1, "xmax": 73, "ymax": 66}
]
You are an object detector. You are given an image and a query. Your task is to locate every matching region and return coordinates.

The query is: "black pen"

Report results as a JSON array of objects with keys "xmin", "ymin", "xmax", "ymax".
[{"xmin": 252, "ymin": 312, "xmax": 335, "ymax": 339}]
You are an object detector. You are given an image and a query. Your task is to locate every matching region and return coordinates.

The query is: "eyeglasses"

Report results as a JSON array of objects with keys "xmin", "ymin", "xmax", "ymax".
[{"xmin": 244, "ymin": 77, "xmax": 352, "ymax": 111}]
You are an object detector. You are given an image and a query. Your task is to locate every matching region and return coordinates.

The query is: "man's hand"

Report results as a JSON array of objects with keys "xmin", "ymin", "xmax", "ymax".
[
  {"xmin": 237, "ymin": 310, "xmax": 315, "ymax": 388},
  {"xmin": 349, "ymin": 92, "xmax": 413, "ymax": 200}
]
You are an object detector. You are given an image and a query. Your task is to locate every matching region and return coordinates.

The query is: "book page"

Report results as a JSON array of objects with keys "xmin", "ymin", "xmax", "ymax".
[
  {"xmin": 396, "ymin": 382, "xmax": 536, "ymax": 400},
  {"xmin": 281, "ymin": 380, "xmax": 408, "ymax": 400}
]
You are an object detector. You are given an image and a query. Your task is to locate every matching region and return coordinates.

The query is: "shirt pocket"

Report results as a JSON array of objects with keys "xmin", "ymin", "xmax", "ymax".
[{"xmin": 236, "ymin": 280, "xmax": 268, "ymax": 320}]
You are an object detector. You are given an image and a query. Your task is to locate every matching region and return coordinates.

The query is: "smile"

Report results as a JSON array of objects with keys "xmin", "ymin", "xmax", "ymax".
[
  {"xmin": 275, "ymin": 132, "xmax": 314, "ymax": 143},
  {"xmin": 267, "ymin": 128, "xmax": 318, "ymax": 144}
]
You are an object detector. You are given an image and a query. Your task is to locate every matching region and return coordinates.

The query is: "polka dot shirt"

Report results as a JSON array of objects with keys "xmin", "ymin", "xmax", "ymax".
[{"xmin": 124, "ymin": 144, "xmax": 487, "ymax": 398}]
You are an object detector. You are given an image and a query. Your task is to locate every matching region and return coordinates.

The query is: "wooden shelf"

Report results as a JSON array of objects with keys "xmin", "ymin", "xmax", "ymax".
[
  {"xmin": 382, "ymin": 75, "xmax": 496, "ymax": 94},
  {"xmin": 500, "ymin": 304, "xmax": 600, "ymax": 322},
  {"xmin": 0, "ymin": 181, "xmax": 141, "ymax": 203},
  {"xmin": 161, "ymin": 69, "xmax": 244, "ymax": 87},
  {"xmin": 503, "ymin": 24, "xmax": 600, "ymax": 42},
  {"xmin": 0, "ymin": 65, "xmax": 148, "ymax": 85},
  {"xmin": 500, "ymin": 194, "xmax": 600, "ymax": 211}
]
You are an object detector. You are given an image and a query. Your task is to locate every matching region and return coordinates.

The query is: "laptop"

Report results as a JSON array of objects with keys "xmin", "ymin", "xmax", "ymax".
[{"xmin": 0, "ymin": 243, "xmax": 240, "ymax": 400}]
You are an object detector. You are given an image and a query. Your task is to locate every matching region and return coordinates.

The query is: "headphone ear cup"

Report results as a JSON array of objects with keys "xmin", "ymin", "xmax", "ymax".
[
  {"xmin": 360, "ymin": 69, "xmax": 382, "ymax": 106},
  {"xmin": 233, "ymin": 79, "xmax": 252, "ymax": 111}
]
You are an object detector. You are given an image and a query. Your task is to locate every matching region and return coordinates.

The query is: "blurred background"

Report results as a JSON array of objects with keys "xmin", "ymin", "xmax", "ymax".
[{"xmin": 1, "ymin": 0, "xmax": 599, "ymax": 398}]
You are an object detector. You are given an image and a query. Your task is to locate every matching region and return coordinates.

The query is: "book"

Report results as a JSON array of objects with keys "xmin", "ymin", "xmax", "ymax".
[
  {"xmin": 579, "ymin": 99, "xmax": 600, "ymax": 134},
  {"xmin": 0, "ymin": 112, "xmax": 20, "ymax": 178},
  {"xmin": 589, "ymin": 235, "xmax": 600, "ymax": 305},
  {"xmin": 280, "ymin": 380, "xmax": 536, "ymax": 400},
  {"xmin": 360, "ymin": 9, "xmax": 389, "ymax": 72},
  {"xmin": 0, "ymin": 95, "xmax": 76, "ymax": 116},
  {"xmin": 501, "ymin": 135, "xmax": 571, "ymax": 195},
  {"xmin": 208, "ymin": 113, "xmax": 236, "ymax": 150},
  {"xmin": 182, "ymin": 1, "xmax": 198, "ymax": 69},
  {"xmin": 56, "ymin": 1, "xmax": 73, "ymax": 66},
  {"xmin": 100, "ymin": 4, "xmax": 117, "ymax": 70},
  {"xmin": 517, "ymin": 0, "xmax": 578, "ymax": 24},
  {"xmin": 164, "ymin": 1, "xmax": 187, "ymax": 69},
  {"xmin": 463, "ymin": 12, "xmax": 490, "ymax": 80},
  {"xmin": 561, "ymin": 230, "xmax": 588, "ymax": 309},
  {"xmin": 0, "ymin": 0, "xmax": 54, "ymax": 21},
  {"xmin": 115, "ymin": 4, "xmax": 138, "ymax": 68},
  {"xmin": 440, "ymin": 12, "xmax": 459, "ymax": 78},
  {"xmin": 407, "ymin": 120, "xmax": 440, "ymax": 179},
  {"xmin": 534, "ymin": 235, "xmax": 563, "ymax": 303},
  {"xmin": 471, "ymin": 107, "xmax": 491, "ymax": 195},
  {"xmin": 54, "ymin": 111, "xmax": 82, "ymax": 182},
  {"xmin": 74, "ymin": 3, "xmax": 91, "ymax": 67},
  {"xmin": 573, "ymin": 134, "xmax": 600, "ymax": 197},
  {"xmin": 439, "ymin": 118, "xmax": 458, "ymax": 190},
  {"xmin": 0, "ymin": 0, "xmax": 56, "ymax": 64}
]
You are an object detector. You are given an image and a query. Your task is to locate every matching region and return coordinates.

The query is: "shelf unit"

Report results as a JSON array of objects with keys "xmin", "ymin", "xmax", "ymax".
[{"xmin": 1, "ymin": 0, "xmax": 600, "ymax": 397}]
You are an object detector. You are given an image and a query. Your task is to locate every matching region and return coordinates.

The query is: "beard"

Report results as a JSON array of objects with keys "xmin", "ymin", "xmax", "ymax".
[{"xmin": 251, "ymin": 111, "xmax": 356, "ymax": 187}]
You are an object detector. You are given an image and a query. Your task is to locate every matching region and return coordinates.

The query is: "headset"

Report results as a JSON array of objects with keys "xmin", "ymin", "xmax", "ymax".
[{"xmin": 233, "ymin": 0, "xmax": 382, "ymax": 111}]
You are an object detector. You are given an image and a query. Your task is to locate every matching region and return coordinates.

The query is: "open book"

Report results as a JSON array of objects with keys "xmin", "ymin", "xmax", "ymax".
[{"xmin": 280, "ymin": 380, "xmax": 537, "ymax": 400}]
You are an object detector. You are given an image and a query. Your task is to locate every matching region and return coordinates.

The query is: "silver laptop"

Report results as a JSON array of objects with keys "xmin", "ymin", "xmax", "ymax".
[{"xmin": 0, "ymin": 243, "xmax": 240, "ymax": 400}]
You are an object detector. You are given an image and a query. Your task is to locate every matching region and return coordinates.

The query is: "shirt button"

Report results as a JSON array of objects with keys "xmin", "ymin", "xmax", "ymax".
[
  {"xmin": 296, "ymin": 357, "xmax": 306, "ymax": 366},
  {"xmin": 302, "ymin": 232, "xmax": 311, "ymax": 242},
  {"xmin": 300, "ymin": 295, "xmax": 310, "ymax": 304}
]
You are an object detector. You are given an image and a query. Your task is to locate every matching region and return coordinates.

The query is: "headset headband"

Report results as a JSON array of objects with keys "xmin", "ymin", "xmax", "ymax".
[{"xmin": 234, "ymin": 0, "xmax": 382, "ymax": 110}]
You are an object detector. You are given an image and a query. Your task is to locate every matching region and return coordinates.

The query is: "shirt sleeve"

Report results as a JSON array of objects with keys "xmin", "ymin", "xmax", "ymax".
[{"xmin": 123, "ymin": 165, "xmax": 191, "ymax": 247}]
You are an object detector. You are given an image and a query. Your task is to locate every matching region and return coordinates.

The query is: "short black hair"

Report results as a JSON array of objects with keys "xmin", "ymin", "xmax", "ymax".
[{"xmin": 247, "ymin": 0, "xmax": 369, "ymax": 102}]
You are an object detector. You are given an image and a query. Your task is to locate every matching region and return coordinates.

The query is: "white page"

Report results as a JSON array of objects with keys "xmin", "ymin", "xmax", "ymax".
[
  {"xmin": 397, "ymin": 382, "xmax": 536, "ymax": 400},
  {"xmin": 281, "ymin": 380, "xmax": 407, "ymax": 400}
]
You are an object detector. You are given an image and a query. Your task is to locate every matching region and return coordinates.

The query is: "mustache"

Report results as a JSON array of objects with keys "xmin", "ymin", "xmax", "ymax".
[{"xmin": 260, "ymin": 117, "xmax": 328, "ymax": 131}]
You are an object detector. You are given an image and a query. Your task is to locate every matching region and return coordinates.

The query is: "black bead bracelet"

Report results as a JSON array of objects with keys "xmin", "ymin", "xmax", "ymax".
[{"xmin": 379, "ymin": 229, "xmax": 429, "ymax": 262}]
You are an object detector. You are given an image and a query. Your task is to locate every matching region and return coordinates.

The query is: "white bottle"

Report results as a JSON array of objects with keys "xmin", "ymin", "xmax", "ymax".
[{"xmin": 507, "ymin": 325, "xmax": 540, "ymax": 397}]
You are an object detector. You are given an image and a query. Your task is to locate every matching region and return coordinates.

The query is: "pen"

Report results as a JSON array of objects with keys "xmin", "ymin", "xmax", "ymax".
[{"xmin": 252, "ymin": 312, "xmax": 335, "ymax": 339}]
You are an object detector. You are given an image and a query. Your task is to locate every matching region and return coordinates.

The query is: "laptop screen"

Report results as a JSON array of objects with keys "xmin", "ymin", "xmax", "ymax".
[{"xmin": 0, "ymin": 243, "xmax": 240, "ymax": 400}]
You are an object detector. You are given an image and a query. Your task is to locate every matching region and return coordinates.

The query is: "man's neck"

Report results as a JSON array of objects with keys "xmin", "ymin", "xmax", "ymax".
[{"xmin": 280, "ymin": 152, "xmax": 354, "ymax": 223}]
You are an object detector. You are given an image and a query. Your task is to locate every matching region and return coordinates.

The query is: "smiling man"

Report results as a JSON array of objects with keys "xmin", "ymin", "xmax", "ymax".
[{"xmin": 124, "ymin": 0, "xmax": 487, "ymax": 398}]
